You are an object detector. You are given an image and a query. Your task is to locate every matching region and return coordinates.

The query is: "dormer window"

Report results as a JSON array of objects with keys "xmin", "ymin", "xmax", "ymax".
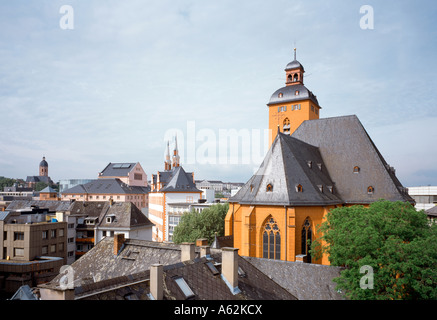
[
  {"xmin": 327, "ymin": 185, "xmax": 333, "ymax": 193},
  {"xmin": 106, "ymin": 215, "xmax": 115, "ymax": 223},
  {"xmin": 250, "ymin": 184, "xmax": 254, "ymax": 192},
  {"xmin": 295, "ymin": 90, "xmax": 299, "ymax": 96},
  {"xmin": 266, "ymin": 184, "xmax": 273, "ymax": 192},
  {"xmin": 367, "ymin": 186, "xmax": 374, "ymax": 194},
  {"xmin": 296, "ymin": 184, "xmax": 303, "ymax": 193},
  {"xmin": 307, "ymin": 161, "xmax": 312, "ymax": 168},
  {"xmin": 353, "ymin": 166, "xmax": 360, "ymax": 173},
  {"xmin": 318, "ymin": 185, "xmax": 323, "ymax": 192},
  {"xmin": 317, "ymin": 163, "xmax": 322, "ymax": 171},
  {"xmin": 278, "ymin": 92, "xmax": 283, "ymax": 98}
]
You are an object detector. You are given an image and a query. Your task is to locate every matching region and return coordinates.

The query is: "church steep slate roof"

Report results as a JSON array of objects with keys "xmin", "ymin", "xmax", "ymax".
[
  {"xmin": 230, "ymin": 130, "xmax": 342, "ymax": 206},
  {"xmin": 155, "ymin": 166, "xmax": 201, "ymax": 193},
  {"xmin": 291, "ymin": 115, "xmax": 413, "ymax": 204},
  {"xmin": 231, "ymin": 115, "xmax": 413, "ymax": 206}
]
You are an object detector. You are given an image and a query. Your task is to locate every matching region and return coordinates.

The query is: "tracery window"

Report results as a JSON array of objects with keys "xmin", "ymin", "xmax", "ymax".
[
  {"xmin": 262, "ymin": 217, "xmax": 281, "ymax": 260},
  {"xmin": 301, "ymin": 219, "xmax": 312, "ymax": 263}
]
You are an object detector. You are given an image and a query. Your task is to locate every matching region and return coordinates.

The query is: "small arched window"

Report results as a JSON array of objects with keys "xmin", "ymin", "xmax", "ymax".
[
  {"xmin": 367, "ymin": 186, "xmax": 374, "ymax": 194},
  {"xmin": 293, "ymin": 74, "xmax": 299, "ymax": 82},
  {"xmin": 278, "ymin": 92, "xmax": 283, "ymax": 98},
  {"xmin": 266, "ymin": 184, "xmax": 273, "ymax": 192},
  {"xmin": 353, "ymin": 166, "xmax": 360, "ymax": 173},
  {"xmin": 296, "ymin": 184, "xmax": 303, "ymax": 193}
]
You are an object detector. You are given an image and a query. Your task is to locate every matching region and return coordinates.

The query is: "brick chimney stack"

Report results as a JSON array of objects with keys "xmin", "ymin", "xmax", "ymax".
[
  {"xmin": 180, "ymin": 242, "xmax": 195, "ymax": 261},
  {"xmin": 221, "ymin": 247, "xmax": 241, "ymax": 295},
  {"xmin": 150, "ymin": 264, "xmax": 163, "ymax": 300},
  {"xmin": 113, "ymin": 233, "xmax": 125, "ymax": 255}
]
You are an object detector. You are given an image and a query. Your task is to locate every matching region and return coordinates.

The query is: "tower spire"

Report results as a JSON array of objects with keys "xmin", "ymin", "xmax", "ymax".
[
  {"xmin": 165, "ymin": 141, "xmax": 171, "ymax": 171},
  {"xmin": 294, "ymin": 47, "xmax": 296, "ymax": 60},
  {"xmin": 172, "ymin": 134, "xmax": 180, "ymax": 168}
]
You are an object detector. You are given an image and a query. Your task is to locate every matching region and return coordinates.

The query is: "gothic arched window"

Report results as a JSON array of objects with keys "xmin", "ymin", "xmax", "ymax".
[
  {"xmin": 301, "ymin": 219, "xmax": 312, "ymax": 263},
  {"xmin": 262, "ymin": 217, "xmax": 281, "ymax": 260}
]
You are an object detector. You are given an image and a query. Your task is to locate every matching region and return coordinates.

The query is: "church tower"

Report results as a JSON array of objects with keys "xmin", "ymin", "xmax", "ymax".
[
  {"xmin": 172, "ymin": 135, "xmax": 180, "ymax": 168},
  {"xmin": 39, "ymin": 156, "xmax": 48, "ymax": 177},
  {"xmin": 164, "ymin": 141, "xmax": 171, "ymax": 171},
  {"xmin": 267, "ymin": 49, "xmax": 321, "ymax": 145}
]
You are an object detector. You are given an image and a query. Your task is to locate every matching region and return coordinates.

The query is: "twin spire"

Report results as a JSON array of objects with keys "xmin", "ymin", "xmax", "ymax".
[{"xmin": 165, "ymin": 134, "xmax": 180, "ymax": 171}]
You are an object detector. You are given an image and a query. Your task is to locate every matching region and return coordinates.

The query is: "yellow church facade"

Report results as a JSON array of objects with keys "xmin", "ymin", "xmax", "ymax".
[{"xmin": 225, "ymin": 51, "xmax": 414, "ymax": 265}]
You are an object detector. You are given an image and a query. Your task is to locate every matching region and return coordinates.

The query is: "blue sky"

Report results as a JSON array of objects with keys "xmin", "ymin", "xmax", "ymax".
[{"xmin": 0, "ymin": 0, "xmax": 436, "ymax": 187}]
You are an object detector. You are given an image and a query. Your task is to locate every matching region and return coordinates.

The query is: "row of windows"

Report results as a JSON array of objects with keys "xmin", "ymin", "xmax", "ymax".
[
  {"xmin": 310, "ymin": 105, "xmax": 319, "ymax": 115},
  {"xmin": 264, "ymin": 182, "xmax": 374, "ymax": 194},
  {"xmin": 5, "ymin": 229, "xmax": 64, "ymax": 241},
  {"xmin": 277, "ymin": 104, "xmax": 301, "ymax": 113},
  {"xmin": 10, "ymin": 243, "xmax": 66, "ymax": 258}
]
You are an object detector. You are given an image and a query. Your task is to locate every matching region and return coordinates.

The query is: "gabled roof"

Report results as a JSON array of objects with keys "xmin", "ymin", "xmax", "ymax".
[
  {"xmin": 47, "ymin": 238, "xmax": 297, "ymax": 300},
  {"xmin": 40, "ymin": 186, "xmax": 57, "ymax": 193},
  {"xmin": 98, "ymin": 202, "xmax": 154, "ymax": 229},
  {"xmin": 426, "ymin": 205, "xmax": 437, "ymax": 217},
  {"xmin": 292, "ymin": 115, "xmax": 414, "ymax": 204},
  {"xmin": 230, "ymin": 131, "xmax": 342, "ymax": 206},
  {"xmin": 39, "ymin": 238, "xmax": 182, "ymax": 294},
  {"xmin": 25, "ymin": 175, "xmax": 53, "ymax": 184},
  {"xmin": 99, "ymin": 162, "xmax": 137, "ymax": 177},
  {"xmin": 156, "ymin": 166, "xmax": 201, "ymax": 193},
  {"xmin": 6, "ymin": 200, "xmax": 74, "ymax": 212},
  {"xmin": 62, "ymin": 179, "xmax": 150, "ymax": 195},
  {"xmin": 243, "ymin": 256, "xmax": 345, "ymax": 300}
]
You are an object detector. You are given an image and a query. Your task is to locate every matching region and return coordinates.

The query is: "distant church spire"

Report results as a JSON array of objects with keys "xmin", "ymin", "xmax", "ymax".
[
  {"xmin": 165, "ymin": 141, "xmax": 171, "ymax": 171},
  {"xmin": 172, "ymin": 134, "xmax": 180, "ymax": 168}
]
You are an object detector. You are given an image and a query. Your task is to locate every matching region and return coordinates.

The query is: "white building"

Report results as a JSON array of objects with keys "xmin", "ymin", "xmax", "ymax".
[{"xmin": 407, "ymin": 186, "xmax": 437, "ymax": 211}]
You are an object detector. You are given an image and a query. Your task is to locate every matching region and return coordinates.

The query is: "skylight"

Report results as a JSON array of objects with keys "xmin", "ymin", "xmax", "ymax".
[
  {"xmin": 174, "ymin": 277, "xmax": 195, "ymax": 299},
  {"xmin": 205, "ymin": 262, "xmax": 219, "ymax": 275}
]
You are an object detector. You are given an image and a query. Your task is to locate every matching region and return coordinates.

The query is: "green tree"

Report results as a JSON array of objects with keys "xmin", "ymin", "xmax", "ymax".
[
  {"xmin": 312, "ymin": 200, "xmax": 437, "ymax": 300},
  {"xmin": 34, "ymin": 181, "xmax": 49, "ymax": 192},
  {"xmin": 173, "ymin": 202, "xmax": 229, "ymax": 245},
  {"xmin": 0, "ymin": 176, "xmax": 17, "ymax": 190}
]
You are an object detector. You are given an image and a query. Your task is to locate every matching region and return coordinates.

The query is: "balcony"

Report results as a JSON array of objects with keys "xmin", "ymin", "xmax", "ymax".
[{"xmin": 76, "ymin": 237, "xmax": 94, "ymax": 244}]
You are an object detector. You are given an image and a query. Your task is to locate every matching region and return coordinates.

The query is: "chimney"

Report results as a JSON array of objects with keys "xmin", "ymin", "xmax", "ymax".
[
  {"xmin": 196, "ymin": 238, "xmax": 208, "ymax": 247},
  {"xmin": 200, "ymin": 246, "xmax": 211, "ymax": 258},
  {"xmin": 180, "ymin": 242, "xmax": 195, "ymax": 262},
  {"xmin": 113, "ymin": 233, "xmax": 125, "ymax": 255},
  {"xmin": 221, "ymin": 247, "xmax": 241, "ymax": 295},
  {"xmin": 150, "ymin": 264, "xmax": 163, "ymax": 300}
]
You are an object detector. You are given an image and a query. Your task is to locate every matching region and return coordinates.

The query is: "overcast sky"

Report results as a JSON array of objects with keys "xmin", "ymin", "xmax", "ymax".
[{"xmin": 1, "ymin": 0, "xmax": 436, "ymax": 188}]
